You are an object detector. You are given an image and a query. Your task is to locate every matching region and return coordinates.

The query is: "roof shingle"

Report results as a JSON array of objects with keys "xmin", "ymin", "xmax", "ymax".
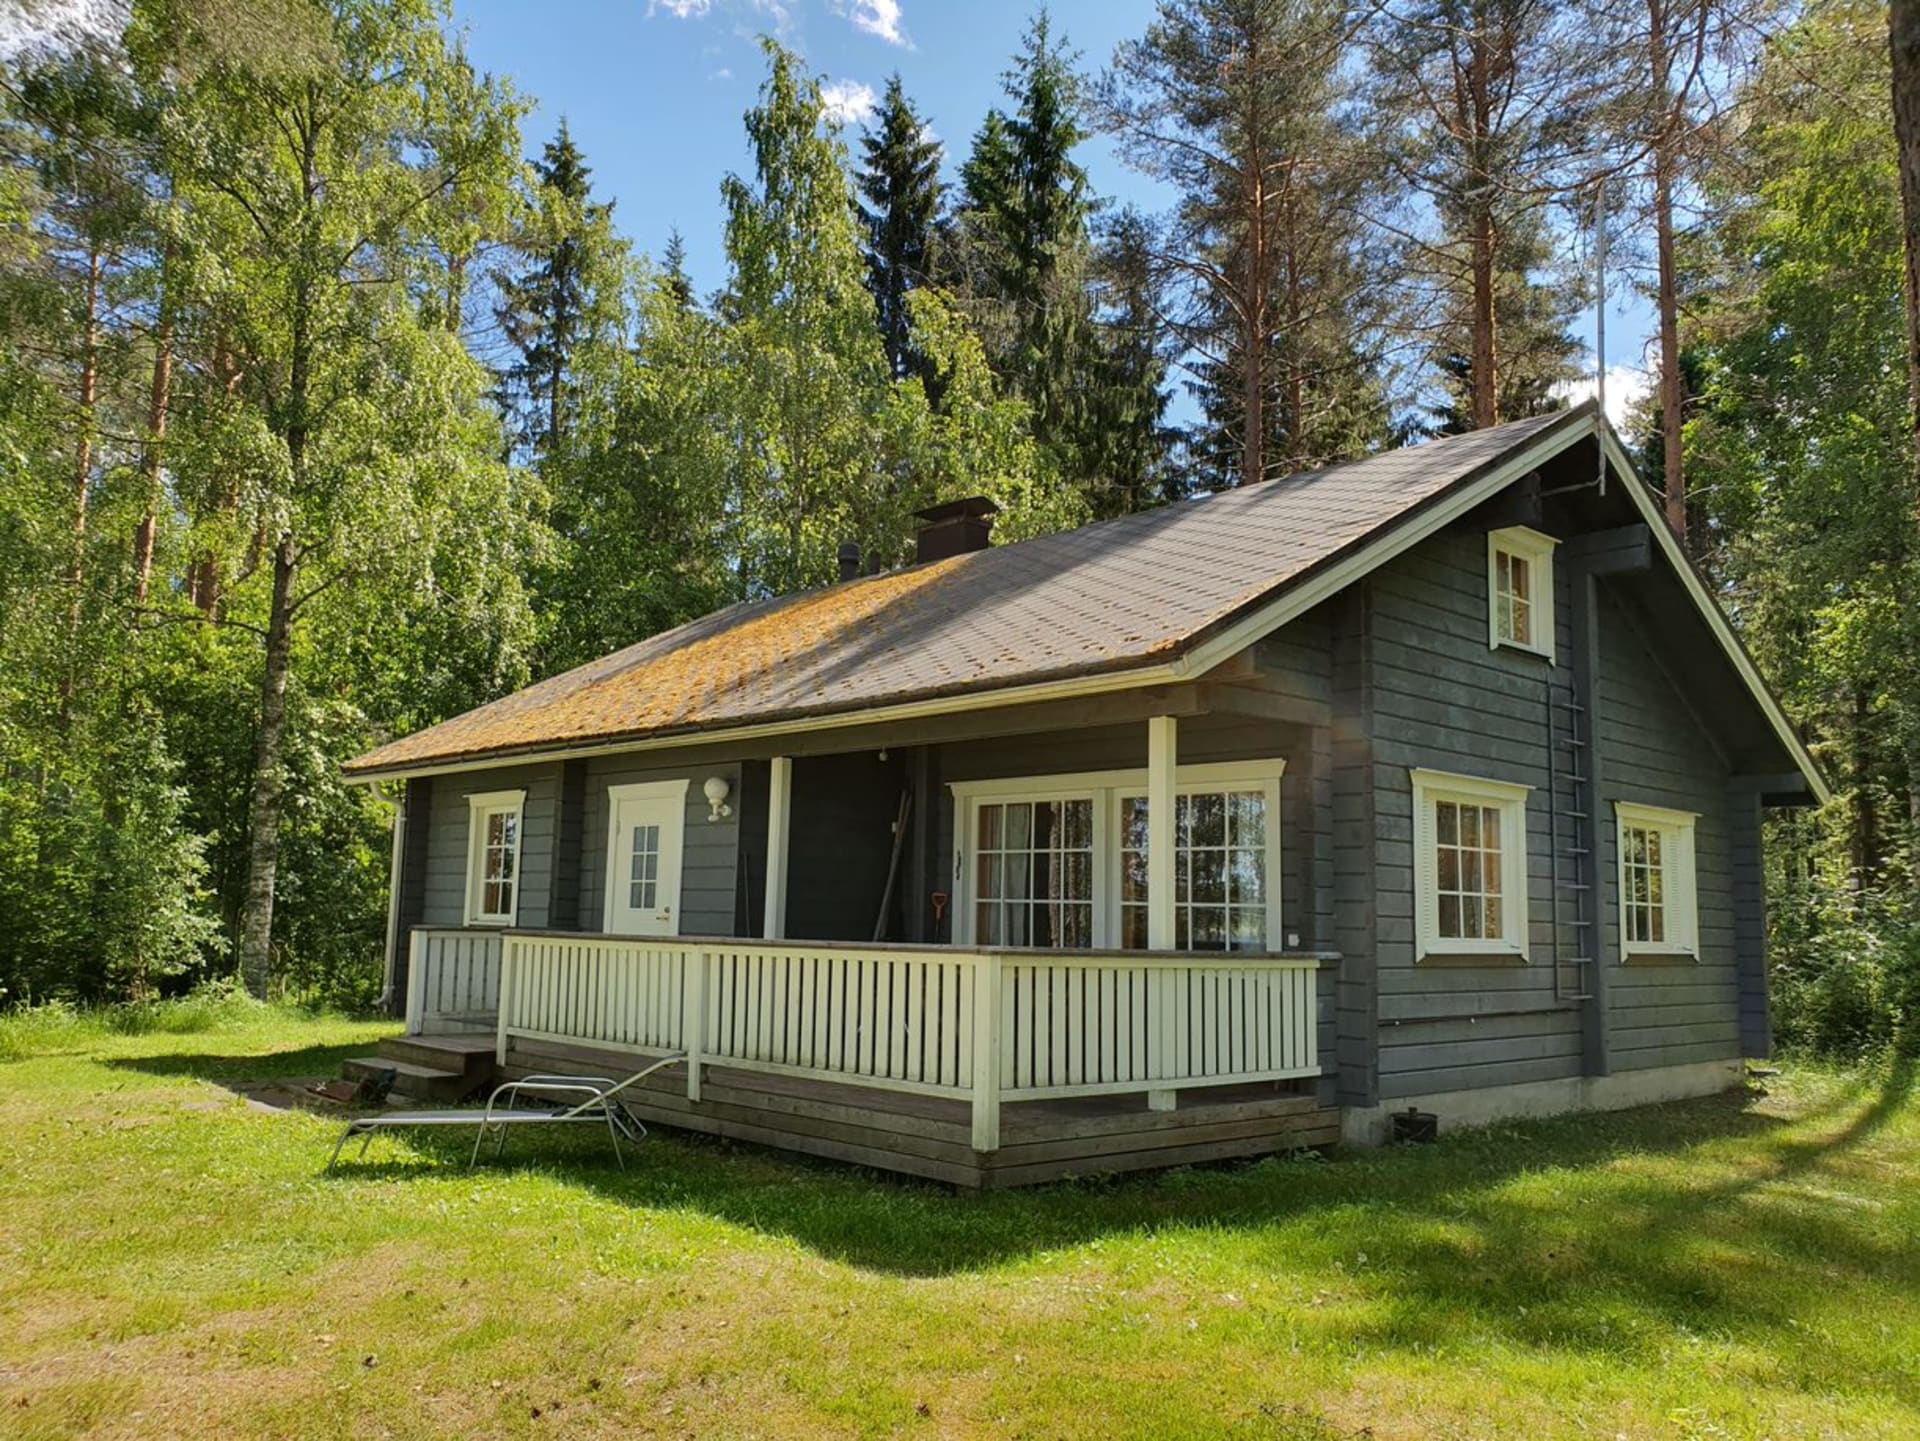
[{"xmin": 345, "ymin": 408, "xmax": 1579, "ymax": 777}]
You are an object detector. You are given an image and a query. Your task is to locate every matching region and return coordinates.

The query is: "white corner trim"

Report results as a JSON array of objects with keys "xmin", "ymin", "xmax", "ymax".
[
  {"xmin": 462, "ymin": 788, "xmax": 526, "ymax": 927},
  {"xmin": 1486, "ymin": 524, "xmax": 1558, "ymax": 662},
  {"xmin": 1410, "ymin": 768, "xmax": 1533, "ymax": 962}
]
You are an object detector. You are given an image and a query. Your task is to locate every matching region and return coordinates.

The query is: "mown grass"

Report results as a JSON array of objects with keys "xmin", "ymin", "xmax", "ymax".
[{"xmin": 0, "ymin": 1007, "xmax": 1915, "ymax": 1439}]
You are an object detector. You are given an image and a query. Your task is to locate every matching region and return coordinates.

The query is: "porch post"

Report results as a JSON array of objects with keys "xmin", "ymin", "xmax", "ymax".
[
  {"xmin": 764, "ymin": 755, "xmax": 793, "ymax": 940},
  {"xmin": 405, "ymin": 929, "xmax": 427, "ymax": 1037},
  {"xmin": 1146, "ymin": 714, "xmax": 1178, "ymax": 1112},
  {"xmin": 379, "ymin": 783, "xmax": 407, "ymax": 1010},
  {"xmin": 970, "ymin": 949, "xmax": 1002, "ymax": 1152}
]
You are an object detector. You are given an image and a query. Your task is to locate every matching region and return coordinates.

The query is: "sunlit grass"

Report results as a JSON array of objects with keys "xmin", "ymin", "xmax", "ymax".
[{"xmin": 1, "ymin": 1009, "xmax": 1915, "ymax": 1438}]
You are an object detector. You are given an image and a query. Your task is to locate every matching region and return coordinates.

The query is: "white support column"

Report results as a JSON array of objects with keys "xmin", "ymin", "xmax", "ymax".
[
  {"xmin": 685, "ymin": 946, "xmax": 706, "ymax": 1103},
  {"xmin": 1146, "ymin": 714, "xmax": 1178, "ymax": 1111},
  {"xmin": 491, "ymin": 935, "xmax": 511, "ymax": 1066},
  {"xmin": 405, "ymin": 930, "xmax": 428, "ymax": 1037},
  {"xmin": 970, "ymin": 951, "xmax": 1002, "ymax": 1152},
  {"xmin": 764, "ymin": 756, "xmax": 793, "ymax": 940}
]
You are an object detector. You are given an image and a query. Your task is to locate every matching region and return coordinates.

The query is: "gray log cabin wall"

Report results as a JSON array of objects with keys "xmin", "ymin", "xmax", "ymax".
[
  {"xmin": 415, "ymin": 757, "xmax": 743, "ymax": 939},
  {"xmin": 1359, "ymin": 516, "xmax": 1753, "ymax": 1105}
]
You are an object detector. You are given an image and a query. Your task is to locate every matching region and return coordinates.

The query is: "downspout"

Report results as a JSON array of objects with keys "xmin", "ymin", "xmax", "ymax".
[{"xmin": 379, "ymin": 782, "xmax": 408, "ymax": 1012}]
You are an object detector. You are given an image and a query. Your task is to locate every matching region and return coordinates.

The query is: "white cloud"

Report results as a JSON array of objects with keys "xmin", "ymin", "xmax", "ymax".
[
  {"xmin": 1553, "ymin": 365, "xmax": 1653, "ymax": 432},
  {"xmin": 844, "ymin": 0, "xmax": 909, "ymax": 47},
  {"xmin": 819, "ymin": 78, "xmax": 877, "ymax": 126},
  {"xmin": 648, "ymin": 0, "xmax": 713, "ymax": 17},
  {"xmin": 709, "ymin": 66, "xmax": 734, "ymax": 81}
]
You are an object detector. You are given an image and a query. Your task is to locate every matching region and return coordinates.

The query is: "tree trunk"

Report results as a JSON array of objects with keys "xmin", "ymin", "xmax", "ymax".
[
  {"xmin": 1240, "ymin": 59, "xmax": 1269, "ymax": 488},
  {"xmin": 1468, "ymin": 28, "xmax": 1498, "ymax": 431},
  {"xmin": 1651, "ymin": 0, "xmax": 1687, "ymax": 542},
  {"xmin": 134, "ymin": 250, "xmax": 175, "ymax": 607},
  {"xmin": 1888, "ymin": 0, "xmax": 1920, "ymax": 871},
  {"xmin": 237, "ymin": 534, "xmax": 298, "ymax": 997},
  {"xmin": 1893, "ymin": 0, "xmax": 1920, "ymax": 523},
  {"xmin": 69, "ymin": 246, "xmax": 101, "ymax": 626}
]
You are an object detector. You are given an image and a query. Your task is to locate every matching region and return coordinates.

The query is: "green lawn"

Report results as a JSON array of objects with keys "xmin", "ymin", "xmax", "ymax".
[{"xmin": 0, "ymin": 1009, "xmax": 1915, "ymax": 1439}]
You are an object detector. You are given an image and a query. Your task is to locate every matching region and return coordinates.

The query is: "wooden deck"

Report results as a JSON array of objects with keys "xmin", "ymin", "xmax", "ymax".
[{"xmin": 501, "ymin": 1033, "xmax": 1340, "ymax": 1189}]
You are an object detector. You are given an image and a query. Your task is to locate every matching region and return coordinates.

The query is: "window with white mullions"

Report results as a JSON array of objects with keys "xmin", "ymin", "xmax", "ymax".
[
  {"xmin": 1434, "ymin": 798, "xmax": 1503, "ymax": 942},
  {"xmin": 463, "ymin": 789, "xmax": 525, "ymax": 926},
  {"xmin": 1614, "ymin": 801, "xmax": 1699, "ymax": 958},
  {"xmin": 973, "ymin": 798, "xmax": 1095, "ymax": 948},
  {"xmin": 1487, "ymin": 525, "xmax": 1558, "ymax": 660},
  {"xmin": 1411, "ymin": 769, "xmax": 1531, "ymax": 960},
  {"xmin": 1119, "ymin": 788, "xmax": 1269, "ymax": 951},
  {"xmin": 628, "ymin": 823, "xmax": 661, "ymax": 911}
]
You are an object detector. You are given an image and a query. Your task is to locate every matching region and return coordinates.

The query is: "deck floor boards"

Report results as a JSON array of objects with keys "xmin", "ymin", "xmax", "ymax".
[{"xmin": 497, "ymin": 1035, "xmax": 1340, "ymax": 1188}]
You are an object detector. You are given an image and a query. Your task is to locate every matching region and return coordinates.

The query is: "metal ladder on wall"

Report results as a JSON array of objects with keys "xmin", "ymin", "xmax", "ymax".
[{"xmin": 1545, "ymin": 676, "xmax": 1596, "ymax": 1003}]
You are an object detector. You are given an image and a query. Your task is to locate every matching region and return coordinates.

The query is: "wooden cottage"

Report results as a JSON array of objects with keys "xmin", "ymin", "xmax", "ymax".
[{"xmin": 342, "ymin": 403, "xmax": 1826, "ymax": 1187}]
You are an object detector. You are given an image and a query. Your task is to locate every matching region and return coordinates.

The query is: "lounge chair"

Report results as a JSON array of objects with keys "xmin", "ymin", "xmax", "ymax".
[{"xmin": 326, "ymin": 1052, "xmax": 687, "ymax": 1171}]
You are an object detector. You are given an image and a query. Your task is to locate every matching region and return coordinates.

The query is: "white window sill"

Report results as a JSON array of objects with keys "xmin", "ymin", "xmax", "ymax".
[
  {"xmin": 1491, "ymin": 638, "xmax": 1555, "ymax": 663},
  {"xmin": 464, "ymin": 915, "xmax": 514, "ymax": 929},
  {"xmin": 1623, "ymin": 945, "xmax": 1698, "ymax": 962},
  {"xmin": 1417, "ymin": 941, "xmax": 1529, "ymax": 963}
]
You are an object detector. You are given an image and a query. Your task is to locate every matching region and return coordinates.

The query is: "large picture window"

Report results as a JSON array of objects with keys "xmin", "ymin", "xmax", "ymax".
[
  {"xmin": 1614, "ymin": 801, "xmax": 1699, "ymax": 958},
  {"xmin": 463, "ymin": 789, "xmax": 525, "ymax": 926},
  {"xmin": 1411, "ymin": 769, "xmax": 1531, "ymax": 960},
  {"xmin": 952, "ymin": 763, "xmax": 1283, "ymax": 952},
  {"xmin": 1119, "ymin": 787, "xmax": 1271, "ymax": 951}
]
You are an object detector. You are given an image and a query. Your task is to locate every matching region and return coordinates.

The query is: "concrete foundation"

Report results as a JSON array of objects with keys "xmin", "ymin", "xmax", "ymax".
[{"xmin": 1340, "ymin": 1057, "xmax": 1747, "ymax": 1147}]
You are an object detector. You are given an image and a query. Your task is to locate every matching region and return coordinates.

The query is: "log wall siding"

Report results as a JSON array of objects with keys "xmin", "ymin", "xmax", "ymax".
[
  {"xmin": 1365, "ymin": 523, "xmax": 1586, "ymax": 1102},
  {"xmin": 1596, "ymin": 589, "xmax": 1745, "ymax": 1072},
  {"xmin": 420, "ymin": 763, "xmax": 562, "ymax": 929},
  {"xmin": 576, "ymin": 757, "xmax": 743, "ymax": 938}
]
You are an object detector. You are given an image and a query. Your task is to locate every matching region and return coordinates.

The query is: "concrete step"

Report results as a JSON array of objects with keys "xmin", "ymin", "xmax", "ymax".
[
  {"xmin": 341, "ymin": 1055, "xmax": 474, "ymax": 1103},
  {"xmin": 378, "ymin": 1033, "xmax": 496, "ymax": 1081}
]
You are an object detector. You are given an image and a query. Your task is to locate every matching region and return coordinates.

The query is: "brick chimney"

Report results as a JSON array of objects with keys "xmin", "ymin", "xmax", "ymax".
[{"xmin": 914, "ymin": 496, "xmax": 999, "ymax": 564}]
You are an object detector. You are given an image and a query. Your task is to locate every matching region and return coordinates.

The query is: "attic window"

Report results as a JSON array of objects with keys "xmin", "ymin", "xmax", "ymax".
[{"xmin": 1487, "ymin": 526, "xmax": 1558, "ymax": 660}]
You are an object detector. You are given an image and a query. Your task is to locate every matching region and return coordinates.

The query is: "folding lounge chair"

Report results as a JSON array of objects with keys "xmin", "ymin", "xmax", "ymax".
[{"xmin": 327, "ymin": 1051, "xmax": 687, "ymax": 1171}]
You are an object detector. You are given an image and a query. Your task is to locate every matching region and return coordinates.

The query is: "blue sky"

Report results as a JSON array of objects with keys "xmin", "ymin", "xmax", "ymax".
[{"xmin": 443, "ymin": 0, "xmax": 1649, "ymax": 422}]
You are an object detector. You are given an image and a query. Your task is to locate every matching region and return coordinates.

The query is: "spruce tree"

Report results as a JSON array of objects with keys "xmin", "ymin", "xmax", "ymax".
[
  {"xmin": 857, "ymin": 75, "xmax": 943, "ymax": 388},
  {"xmin": 494, "ymin": 120, "xmax": 618, "ymax": 465}
]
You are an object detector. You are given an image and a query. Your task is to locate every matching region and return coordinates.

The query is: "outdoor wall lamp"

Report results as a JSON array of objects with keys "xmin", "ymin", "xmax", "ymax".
[{"xmin": 703, "ymin": 774, "xmax": 733, "ymax": 822}]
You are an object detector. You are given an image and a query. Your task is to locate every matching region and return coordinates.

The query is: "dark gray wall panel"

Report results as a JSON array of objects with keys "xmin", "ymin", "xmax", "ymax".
[
  {"xmin": 576, "ymin": 757, "xmax": 742, "ymax": 938},
  {"xmin": 421, "ymin": 762, "xmax": 561, "ymax": 928}
]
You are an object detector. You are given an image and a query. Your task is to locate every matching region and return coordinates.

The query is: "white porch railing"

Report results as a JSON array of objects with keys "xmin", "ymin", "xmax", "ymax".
[
  {"xmin": 496, "ymin": 935, "xmax": 1322, "ymax": 1152},
  {"xmin": 405, "ymin": 927, "xmax": 504, "ymax": 1035}
]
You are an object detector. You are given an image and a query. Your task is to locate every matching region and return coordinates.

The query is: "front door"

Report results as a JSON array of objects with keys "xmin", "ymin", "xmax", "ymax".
[{"xmin": 605, "ymin": 782, "xmax": 687, "ymax": 936}]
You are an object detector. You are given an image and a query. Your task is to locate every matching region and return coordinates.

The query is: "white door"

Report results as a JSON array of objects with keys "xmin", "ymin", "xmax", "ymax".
[{"xmin": 604, "ymin": 783, "xmax": 687, "ymax": 936}]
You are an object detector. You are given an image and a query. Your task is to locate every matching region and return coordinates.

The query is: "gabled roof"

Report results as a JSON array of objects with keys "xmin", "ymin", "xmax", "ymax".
[{"xmin": 344, "ymin": 404, "xmax": 1827, "ymax": 802}]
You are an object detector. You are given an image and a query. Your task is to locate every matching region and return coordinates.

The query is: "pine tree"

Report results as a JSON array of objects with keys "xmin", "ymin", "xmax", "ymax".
[
  {"xmin": 1367, "ymin": 0, "xmax": 1594, "ymax": 430},
  {"xmin": 1103, "ymin": 0, "xmax": 1396, "ymax": 485},
  {"xmin": 857, "ymin": 75, "xmax": 943, "ymax": 388}
]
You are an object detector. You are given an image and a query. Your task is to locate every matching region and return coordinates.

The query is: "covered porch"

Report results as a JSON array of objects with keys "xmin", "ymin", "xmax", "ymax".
[{"xmin": 386, "ymin": 678, "xmax": 1345, "ymax": 1183}]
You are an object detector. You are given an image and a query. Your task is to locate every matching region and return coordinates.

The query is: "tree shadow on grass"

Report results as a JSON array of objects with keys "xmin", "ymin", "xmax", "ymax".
[
  {"xmin": 324, "ymin": 1074, "xmax": 1853, "ymax": 1277},
  {"xmin": 108, "ymin": 1040, "xmax": 392, "ymax": 1090}
]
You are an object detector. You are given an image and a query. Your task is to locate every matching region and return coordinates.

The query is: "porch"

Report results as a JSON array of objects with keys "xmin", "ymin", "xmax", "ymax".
[{"xmin": 400, "ymin": 927, "xmax": 1338, "ymax": 1186}]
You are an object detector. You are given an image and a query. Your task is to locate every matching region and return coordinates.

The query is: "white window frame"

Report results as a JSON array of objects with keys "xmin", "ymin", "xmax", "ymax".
[
  {"xmin": 602, "ymin": 778, "xmax": 692, "ymax": 936},
  {"xmin": 1411, "ymin": 768, "xmax": 1532, "ymax": 962},
  {"xmin": 1487, "ymin": 525, "xmax": 1558, "ymax": 661},
  {"xmin": 1613, "ymin": 800, "xmax": 1700, "ymax": 960},
  {"xmin": 463, "ymin": 788, "xmax": 526, "ymax": 927},
  {"xmin": 949, "ymin": 760, "xmax": 1286, "ymax": 951}
]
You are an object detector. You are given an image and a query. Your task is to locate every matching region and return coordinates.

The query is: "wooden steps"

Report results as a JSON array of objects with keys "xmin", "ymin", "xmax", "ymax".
[
  {"xmin": 503, "ymin": 1035, "xmax": 1339, "ymax": 1189},
  {"xmin": 337, "ymin": 1033, "xmax": 498, "ymax": 1103}
]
